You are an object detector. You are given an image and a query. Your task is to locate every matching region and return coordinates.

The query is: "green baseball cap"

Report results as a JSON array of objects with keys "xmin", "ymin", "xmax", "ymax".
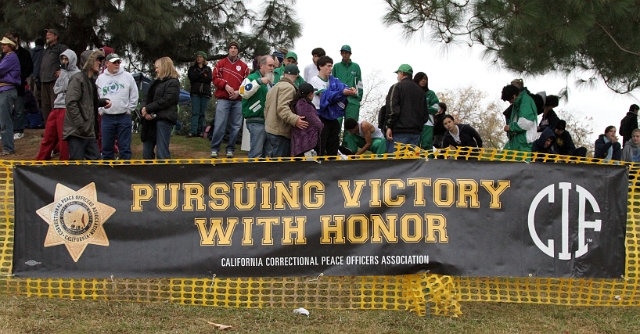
[
  {"xmin": 285, "ymin": 51, "xmax": 298, "ymax": 61},
  {"xmin": 394, "ymin": 64, "xmax": 413, "ymax": 74},
  {"xmin": 284, "ymin": 64, "xmax": 299, "ymax": 75},
  {"xmin": 340, "ymin": 45, "xmax": 352, "ymax": 53}
]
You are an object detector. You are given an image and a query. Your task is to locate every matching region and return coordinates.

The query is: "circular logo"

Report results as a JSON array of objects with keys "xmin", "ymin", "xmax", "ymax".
[{"xmin": 51, "ymin": 195, "xmax": 100, "ymax": 243}]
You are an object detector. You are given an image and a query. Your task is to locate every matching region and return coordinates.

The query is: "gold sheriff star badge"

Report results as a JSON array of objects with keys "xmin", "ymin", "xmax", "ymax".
[{"xmin": 36, "ymin": 182, "xmax": 115, "ymax": 262}]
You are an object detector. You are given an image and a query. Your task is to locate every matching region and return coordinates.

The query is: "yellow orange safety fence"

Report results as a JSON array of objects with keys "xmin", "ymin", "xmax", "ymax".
[{"xmin": 1, "ymin": 146, "xmax": 638, "ymax": 318}]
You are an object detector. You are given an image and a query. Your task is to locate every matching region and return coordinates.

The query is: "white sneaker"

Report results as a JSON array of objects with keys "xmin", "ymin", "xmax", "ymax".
[{"xmin": 13, "ymin": 133, "xmax": 24, "ymax": 140}]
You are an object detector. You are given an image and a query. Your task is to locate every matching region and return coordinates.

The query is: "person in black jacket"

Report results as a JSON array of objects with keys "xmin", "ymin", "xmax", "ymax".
[
  {"xmin": 384, "ymin": 64, "xmax": 426, "ymax": 153},
  {"xmin": 538, "ymin": 95, "xmax": 559, "ymax": 133},
  {"xmin": 140, "ymin": 57, "xmax": 180, "ymax": 159},
  {"xmin": 4, "ymin": 32, "xmax": 33, "ymax": 140},
  {"xmin": 187, "ymin": 51, "xmax": 212, "ymax": 138},
  {"xmin": 594, "ymin": 125, "xmax": 622, "ymax": 160},
  {"xmin": 619, "ymin": 104, "xmax": 639, "ymax": 147},
  {"xmin": 441, "ymin": 115, "xmax": 483, "ymax": 148},
  {"xmin": 532, "ymin": 127, "xmax": 559, "ymax": 155}
]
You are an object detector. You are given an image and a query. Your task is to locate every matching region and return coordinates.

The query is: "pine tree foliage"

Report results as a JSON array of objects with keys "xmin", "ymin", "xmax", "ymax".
[
  {"xmin": 0, "ymin": 0, "xmax": 301, "ymax": 69},
  {"xmin": 383, "ymin": 0, "xmax": 640, "ymax": 94}
]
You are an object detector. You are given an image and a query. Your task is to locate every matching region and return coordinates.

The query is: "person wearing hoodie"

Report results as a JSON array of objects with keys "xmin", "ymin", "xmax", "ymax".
[
  {"xmin": 622, "ymin": 129, "xmax": 640, "ymax": 162},
  {"xmin": 35, "ymin": 49, "xmax": 80, "ymax": 160},
  {"xmin": 594, "ymin": 125, "xmax": 622, "ymax": 161},
  {"xmin": 0, "ymin": 37, "xmax": 21, "ymax": 156},
  {"xmin": 532, "ymin": 127, "xmax": 559, "ymax": 155},
  {"xmin": 63, "ymin": 50, "xmax": 111, "ymax": 160},
  {"xmin": 96, "ymin": 53, "xmax": 138, "ymax": 160}
]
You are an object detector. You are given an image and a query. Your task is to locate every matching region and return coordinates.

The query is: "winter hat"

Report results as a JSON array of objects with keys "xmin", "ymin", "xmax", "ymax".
[
  {"xmin": 555, "ymin": 120, "xmax": 567, "ymax": 131},
  {"xmin": 228, "ymin": 40, "xmax": 240, "ymax": 49},
  {"xmin": 196, "ymin": 51, "xmax": 207, "ymax": 58},
  {"xmin": 272, "ymin": 51, "xmax": 284, "ymax": 64}
]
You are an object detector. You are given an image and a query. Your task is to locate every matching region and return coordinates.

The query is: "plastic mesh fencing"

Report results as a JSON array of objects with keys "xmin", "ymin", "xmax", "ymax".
[{"xmin": 1, "ymin": 146, "xmax": 638, "ymax": 318}]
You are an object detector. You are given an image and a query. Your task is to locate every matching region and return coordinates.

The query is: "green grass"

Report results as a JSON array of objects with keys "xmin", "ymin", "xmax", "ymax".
[{"xmin": 0, "ymin": 294, "xmax": 638, "ymax": 333}]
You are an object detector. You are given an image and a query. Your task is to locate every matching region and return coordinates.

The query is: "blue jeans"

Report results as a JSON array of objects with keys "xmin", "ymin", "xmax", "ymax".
[
  {"xmin": 246, "ymin": 121, "xmax": 266, "ymax": 158},
  {"xmin": 101, "ymin": 113, "xmax": 132, "ymax": 160},
  {"xmin": 190, "ymin": 95, "xmax": 209, "ymax": 135},
  {"xmin": 210, "ymin": 99, "xmax": 242, "ymax": 153},
  {"xmin": 0, "ymin": 89, "xmax": 17, "ymax": 153},
  {"xmin": 386, "ymin": 132, "xmax": 420, "ymax": 153},
  {"xmin": 142, "ymin": 120, "xmax": 173, "ymax": 159},
  {"xmin": 265, "ymin": 133, "xmax": 291, "ymax": 158},
  {"xmin": 13, "ymin": 95, "xmax": 25, "ymax": 133}
]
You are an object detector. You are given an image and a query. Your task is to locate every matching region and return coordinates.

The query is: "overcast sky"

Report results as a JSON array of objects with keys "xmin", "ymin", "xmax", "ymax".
[{"xmin": 284, "ymin": 0, "xmax": 639, "ymax": 141}]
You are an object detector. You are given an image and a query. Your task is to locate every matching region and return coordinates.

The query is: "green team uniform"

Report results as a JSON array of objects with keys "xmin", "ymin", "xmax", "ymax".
[
  {"xmin": 332, "ymin": 59, "xmax": 363, "ymax": 145},
  {"xmin": 504, "ymin": 89, "xmax": 537, "ymax": 152},
  {"xmin": 420, "ymin": 90, "xmax": 440, "ymax": 150},
  {"xmin": 240, "ymin": 71, "xmax": 269, "ymax": 122},
  {"xmin": 273, "ymin": 65, "xmax": 305, "ymax": 87}
]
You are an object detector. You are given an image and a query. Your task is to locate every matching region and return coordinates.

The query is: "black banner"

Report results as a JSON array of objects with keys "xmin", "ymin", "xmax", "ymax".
[{"xmin": 12, "ymin": 159, "xmax": 627, "ymax": 278}]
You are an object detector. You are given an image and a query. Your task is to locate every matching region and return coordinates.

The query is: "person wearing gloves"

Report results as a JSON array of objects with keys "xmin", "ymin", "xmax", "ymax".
[
  {"xmin": 63, "ymin": 50, "xmax": 111, "ymax": 160},
  {"xmin": 96, "ymin": 53, "xmax": 138, "ymax": 160},
  {"xmin": 239, "ymin": 54, "xmax": 276, "ymax": 158},
  {"xmin": 0, "ymin": 37, "xmax": 21, "ymax": 156},
  {"xmin": 35, "ymin": 49, "xmax": 80, "ymax": 160}
]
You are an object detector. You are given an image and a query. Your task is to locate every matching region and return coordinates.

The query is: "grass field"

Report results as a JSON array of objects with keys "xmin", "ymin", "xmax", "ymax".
[{"xmin": 1, "ymin": 294, "xmax": 638, "ymax": 333}]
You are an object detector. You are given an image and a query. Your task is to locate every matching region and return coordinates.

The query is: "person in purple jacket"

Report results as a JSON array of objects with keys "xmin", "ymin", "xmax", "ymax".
[
  {"xmin": 0, "ymin": 37, "xmax": 21, "ymax": 156},
  {"xmin": 291, "ymin": 83, "xmax": 323, "ymax": 157}
]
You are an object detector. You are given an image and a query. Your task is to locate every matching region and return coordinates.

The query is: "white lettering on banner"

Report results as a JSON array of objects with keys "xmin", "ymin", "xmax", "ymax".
[{"xmin": 528, "ymin": 182, "xmax": 602, "ymax": 260}]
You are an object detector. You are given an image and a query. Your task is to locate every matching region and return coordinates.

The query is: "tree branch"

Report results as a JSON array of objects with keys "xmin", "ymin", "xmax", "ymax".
[{"xmin": 596, "ymin": 22, "xmax": 640, "ymax": 57}]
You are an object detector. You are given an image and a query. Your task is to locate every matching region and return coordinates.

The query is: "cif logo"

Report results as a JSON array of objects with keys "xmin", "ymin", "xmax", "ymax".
[{"xmin": 527, "ymin": 182, "xmax": 601, "ymax": 260}]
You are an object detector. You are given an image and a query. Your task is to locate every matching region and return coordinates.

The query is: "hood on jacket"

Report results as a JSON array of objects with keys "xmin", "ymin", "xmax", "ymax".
[
  {"xmin": 60, "ymin": 49, "xmax": 79, "ymax": 73},
  {"xmin": 535, "ymin": 127, "xmax": 556, "ymax": 148},
  {"xmin": 626, "ymin": 138, "xmax": 640, "ymax": 149},
  {"xmin": 82, "ymin": 50, "xmax": 105, "ymax": 75}
]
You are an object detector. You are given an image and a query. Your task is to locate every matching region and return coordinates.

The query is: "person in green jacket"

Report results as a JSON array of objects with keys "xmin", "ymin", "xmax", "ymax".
[
  {"xmin": 413, "ymin": 72, "xmax": 441, "ymax": 150},
  {"xmin": 501, "ymin": 84, "xmax": 537, "ymax": 152},
  {"xmin": 273, "ymin": 51, "xmax": 305, "ymax": 87},
  {"xmin": 332, "ymin": 45, "xmax": 363, "ymax": 146},
  {"xmin": 239, "ymin": 55, "xmax": 276, "ymax": 158}
]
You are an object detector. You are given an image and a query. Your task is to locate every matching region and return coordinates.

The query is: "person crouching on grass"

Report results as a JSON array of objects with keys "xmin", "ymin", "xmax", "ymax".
[{"xmin": 36, "ymin": 49, "xmax": 80, "ymax": 160}]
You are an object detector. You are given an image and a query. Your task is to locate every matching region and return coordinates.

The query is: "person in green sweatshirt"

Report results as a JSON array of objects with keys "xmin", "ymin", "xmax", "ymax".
[
  {"xmin": 501, "ymin": 84, "xmax": 537, "ymax": 153},
  {"xmin": 332, "ymin": 45, "xmax": 363, "ymax": 146}
]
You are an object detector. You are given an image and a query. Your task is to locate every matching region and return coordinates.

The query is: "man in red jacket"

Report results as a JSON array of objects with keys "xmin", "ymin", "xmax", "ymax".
[{"xmin": 210, "ymin": 40, "xmax": 250, "ymax": 158}]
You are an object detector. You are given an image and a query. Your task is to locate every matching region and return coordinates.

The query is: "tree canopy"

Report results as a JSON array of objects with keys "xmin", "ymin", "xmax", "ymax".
[
  {"xmin": 383, "ymin": 0, "xmax": 640, "ymax": 94},
  {"xmin": 0, "ymin": 0, "xmax": 301, "ymax": 70}
]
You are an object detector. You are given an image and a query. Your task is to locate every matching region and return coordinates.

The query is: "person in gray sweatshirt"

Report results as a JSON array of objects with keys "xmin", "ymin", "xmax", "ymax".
[
  {"xmin": 35, "ymin": 49, "xmax": 80, "ymax": 160},
  {"xmin": 95, "ymin": 53, "xmax": 138, "ymax": 160}
]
